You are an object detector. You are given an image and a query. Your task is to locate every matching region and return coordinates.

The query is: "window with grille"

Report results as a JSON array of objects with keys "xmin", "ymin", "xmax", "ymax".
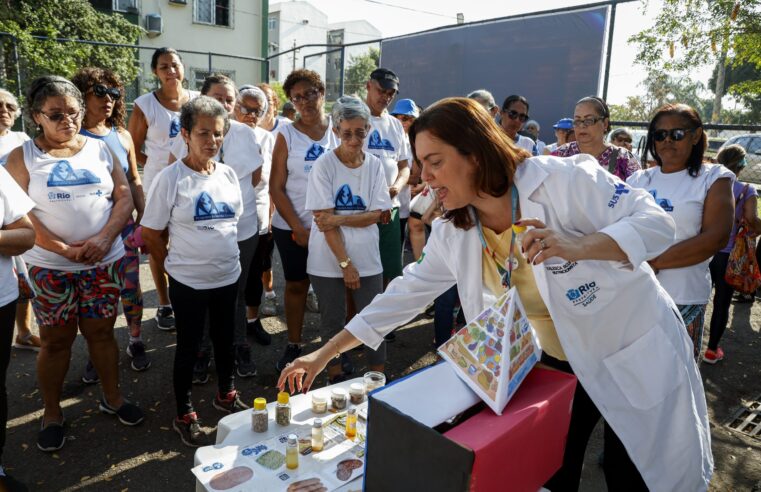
[
  {"xmin": 191, "ymin": 69, "xmax": 236, "ymax": 91},
  {"xmin": 113, "ymin": 0, "xmax": 137, "ymax": 11},
  {"xmin": 194, "ymin": 0, "xmax": 232, "ymax": 27},
  {"xmin": 268, "ymin": 17, "xmax": 277, "ymax": 30}
]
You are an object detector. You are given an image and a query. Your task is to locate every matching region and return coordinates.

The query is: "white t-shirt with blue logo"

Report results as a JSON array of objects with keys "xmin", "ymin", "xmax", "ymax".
[
  {"xmin": 363, "ymin": 113, "xmax": 410, "ymax": 209},
  {"xmin": 134, "ymin": 89, "xmax": 200, "ymax": 193},
  {"xmin": 142, "ymin": 160, "xmax": 242, "ymax": 289},
  {"xmin": 627, "ymin": 163, "xmax": 734, "ymax": 304},
  {"xmin": 0, "ymin": 165, "xmax": 34, "ymax": 307},
  {"xmin": 271, "ymin": 119, "xmax": 339, "ymax": 231},
  {"xmin": 21, "ymin": 138, "xmax": 125, "ymax": 271},
  {"xmin": 0, "ymin": 130, "xmax": 29, "ymax": 167},
  {"xmin": 305, "ymin": 150, "xmax": 391, "ymax": 278},
  {"xmin": 253, "ymin": 126, "xmax": 275, "ymax": 235}
]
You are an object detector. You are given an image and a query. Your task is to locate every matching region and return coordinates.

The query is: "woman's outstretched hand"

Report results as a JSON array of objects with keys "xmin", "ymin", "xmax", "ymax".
[{"xmin": 277, "ymin": 347, "xmax": 332, "ymax": 394}]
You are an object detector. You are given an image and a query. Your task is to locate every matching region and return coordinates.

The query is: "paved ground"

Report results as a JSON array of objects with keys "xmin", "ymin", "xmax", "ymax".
[{"xmin": 4, "ymin": 250, "xmax": 761, "ymax": 491}]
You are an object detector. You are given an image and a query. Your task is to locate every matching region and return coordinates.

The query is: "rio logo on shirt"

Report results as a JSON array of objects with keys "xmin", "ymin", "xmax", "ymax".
[
  {"xmin": 169, "ymin": 117, "xmax": 181, "ymax": 138},
  {"xmin": 566, "ymin": 281, "xmax": 599, "ymax": 307},
  {"xmin": 46, "ymin": 160, "xmax": 101, "ymax": 187},
  {"xmin": 607, "ymin": 183, "xmax": 630, "ymax": 208},
  {"xmin": 305, "ymin": 143, "xmax": 325, "ymax": 162},
  {"xmin": 648, "ymin": 189, "xmax": 674, "ymax": 212},
  {"xmin": 367, "ymin": 130, "xmax": 394, "ymax": 151},
  {"xmin": 335, "ymin": 184, "xmax": 366, "ymax": 211},
  {"xmin": 194, "ymin": 191, "xmax": 236, "ymax": 221}
]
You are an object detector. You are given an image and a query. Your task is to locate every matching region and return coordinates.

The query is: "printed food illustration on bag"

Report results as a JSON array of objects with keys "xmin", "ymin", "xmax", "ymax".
[{"xmin": 439, "ymin": 287, "xmax": 542, "ymax": 414}]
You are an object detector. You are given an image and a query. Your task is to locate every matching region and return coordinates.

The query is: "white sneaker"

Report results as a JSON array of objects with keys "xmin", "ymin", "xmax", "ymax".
[
  {"xmin": 260, "ymin": 294, "xmax": 277, "ymax": 317},
  {"xmin": 306, "ymin": 290, "xmax": 319, "ymax": 313}
]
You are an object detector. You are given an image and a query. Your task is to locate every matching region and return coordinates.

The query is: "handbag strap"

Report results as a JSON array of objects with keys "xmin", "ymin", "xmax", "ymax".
[{"xmin": 607, "ymin": 147, "xmax": 620, "ymax": 174}]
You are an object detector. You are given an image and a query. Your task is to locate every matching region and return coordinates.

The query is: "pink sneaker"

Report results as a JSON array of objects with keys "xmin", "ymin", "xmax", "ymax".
[{"xmin": 703, "ymin": 347, "xmax": 725, "ymax": 364}]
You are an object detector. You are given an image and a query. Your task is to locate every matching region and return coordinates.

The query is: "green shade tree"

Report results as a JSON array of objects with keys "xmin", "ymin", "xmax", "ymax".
[{"xmin": 343, "ymin": 47, "xmax": 380, "ymax": 99}]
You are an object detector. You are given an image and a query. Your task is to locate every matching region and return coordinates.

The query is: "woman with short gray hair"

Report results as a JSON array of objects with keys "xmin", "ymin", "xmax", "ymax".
[
  {"xmin": 141, "ymin": 96, "xmax": 247, "ymax": 447},
  {"xmin": 305, "ymin": 95, "xmax": 391, "ymax": 382}
]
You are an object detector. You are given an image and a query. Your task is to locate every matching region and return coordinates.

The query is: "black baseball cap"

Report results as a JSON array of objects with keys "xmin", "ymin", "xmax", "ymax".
[{"xmin": 370, "ymin": 68, "xmax": 399, "ymax": 91}]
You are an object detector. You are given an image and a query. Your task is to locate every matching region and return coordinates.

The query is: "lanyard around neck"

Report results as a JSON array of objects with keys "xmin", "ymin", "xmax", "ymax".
[{"xmin": 475, "ymin": 184, "xmax": 519, "ymax": 289}]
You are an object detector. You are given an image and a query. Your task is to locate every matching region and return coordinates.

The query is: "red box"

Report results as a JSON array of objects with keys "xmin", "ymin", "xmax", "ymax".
[{"xmin": 444, "ymin": 368, "xmax": 577, "ymax": 492}]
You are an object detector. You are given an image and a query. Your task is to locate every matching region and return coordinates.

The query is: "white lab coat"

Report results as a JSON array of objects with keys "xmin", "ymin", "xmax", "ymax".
[{"xmin": 347, "ymin": 155, "xmax": 713, "ymax": 491}]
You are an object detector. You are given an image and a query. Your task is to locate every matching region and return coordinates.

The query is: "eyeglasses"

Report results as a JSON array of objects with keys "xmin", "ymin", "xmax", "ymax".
[
  {"xmin": 573, "ymin": 117, "xmax": 606, "ymax": 128},
  {"xmin": 503, "ymin": 109, "xmax": 529, "ymax": 123},
  {"xmin": 339, "ymin": 129, "xmax": 368, "ymax": 141},
  {"xmin": 90, "ymin": 84, "xmax": 121, "ymax": 100},
  {"xmin": 39, "ymin": 110, "xmax": 81, "ymax": 123},
  {"xmin": 290, "ymin": 88, "xmax": 321, "ymax": 105},
  {"xmin": 0, "ymin": 102, "xmax": 18, "ymax": 113},
  {"xmin": 652, "ymin": 128, "xmax": 694, "ymax": 142},
  {"xmin": 238, "ymin": 104, "xmax": 265, "ymax": 117},
  {"xmin": 614, "ymin": 137, "xmax": 632, "ymax": 144},
  {"xmin": 395, "ymin": 115, "xmax": 415, "ymax": 123}
]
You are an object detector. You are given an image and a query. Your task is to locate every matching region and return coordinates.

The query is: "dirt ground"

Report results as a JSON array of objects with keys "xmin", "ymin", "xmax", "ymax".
[{"xmin": 4, "ymin": 250, "xmax": 761, "ymax": 491}]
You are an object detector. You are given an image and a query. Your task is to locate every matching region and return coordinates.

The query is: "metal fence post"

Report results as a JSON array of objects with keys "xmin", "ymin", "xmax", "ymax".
[
  {"xmin": 338, "ymin": 46, "xmax": 345, "ymax": 97},
  {"xmin": 11, "ymin": 35, "xmax": 24, "ymax": 132},
  {"xmin": 208, "ymin": 52, "xmax": 213, "ymax": 73},
  {"xmin": 602, "ymin": 1, "xmax": 617, "ymax": 100}
]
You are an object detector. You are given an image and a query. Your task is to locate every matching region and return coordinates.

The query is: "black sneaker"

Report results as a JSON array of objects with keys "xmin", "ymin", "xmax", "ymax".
[
  {"xmin": 155, "ymin": 306, "xmax": 176, "ymax": 331},
  {"xmin": 276, "ymin": 344, "xmax": 302, "ymax": 372},
  {"xmin": 340, "ymin": 353, "xmax": 355, "ymax": 376},
  {"xmin": 234, "ymin": 344, "xmax": 257, "ymax": 378},
  {"xmin": 81, "ymin": 360, "xmax": 99, "ymax": 384},
  {"xmin": 192, "ymin": 352, "xmax": 211, "ymax": 385},
  {"xmin": 173, "ymin": 412, "xmax": 206, "ymax": 448},
  {"xmin": 213, "ymin": 390, "xmax": 250, "ymax": 414},
  {"xmin": 127, "ymin": 340, "xmax": 152, "ymax": 371},
  {"xmin": 0, "ymin": 471, "xmax": 28, "ymax": 492},
  {"xmin": 247, "ymin": 318, "xmax": 272, "ymax": 345},
  {"xmin": 37, "ymin": 418, "xmax": 65, "ymax": 452},
  {"xmin": 99, "ymin": 399, "xmax": 144, "ymax": 426}
]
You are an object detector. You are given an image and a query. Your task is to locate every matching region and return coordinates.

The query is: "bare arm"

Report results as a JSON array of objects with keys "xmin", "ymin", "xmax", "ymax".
[
  {"xmin": 389, "ymin": 160, "xmax": 410, "ymax": 198},
  {"xmin": 269, "ymin": 133, "xmax": 309, "ymax": 245},
  {"xmin": 0, "ymin": 215, "xmax": 35, "ymax": 257},
  {"xmin": 742, "ymin": 195, "xmax": 761, "ymax": 236},
  {"xmin": 126, "ymin": 104, "xmax": 148, "ymax": 167},
  {"xmin": 141, "ymin": 226, "xmax": 168, "ymax": 266},
  {"xmin": 252, "ymin": 167, "xmax": 262, "ymax": 188},
  {"xmin": 521, "ymin": 219, "xmax": 628, "ymax": 265},
  {"xmin": 118, "ymin": 128, "xmax": 145, "ymax": 223},
  {"xmin": 313, "ymin": 210, "xmax": 381, "ymax": 231},
  {"xmin": 650, "ymin": 178, "xmax": 734, "ymax": 272}
]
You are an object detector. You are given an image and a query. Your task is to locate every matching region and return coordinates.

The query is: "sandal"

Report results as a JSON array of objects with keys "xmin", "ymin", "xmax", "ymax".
[{"xmin": 13, "ymin": 333, "xmax": 41, "ymax": 352}]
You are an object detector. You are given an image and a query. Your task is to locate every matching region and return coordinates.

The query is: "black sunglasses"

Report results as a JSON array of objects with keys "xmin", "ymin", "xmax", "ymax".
[
  {"xmin": 652, "ymin": 128, "xmax": 693, "ymax": 142},
  {"xmin": 503, "ymin": 109, "xmax": 529, "ymax": 123},
  {"xmin": 91, "ymin": 84, "xmax": 121, "ymax": 100}
]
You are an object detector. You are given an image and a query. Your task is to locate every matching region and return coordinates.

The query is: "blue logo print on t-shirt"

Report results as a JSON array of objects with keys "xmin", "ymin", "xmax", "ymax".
[
  {"xmin": 169, "ymin": 117, "xmax": 181, "ymax": 138},
  {"xmin": 367, "ymin": 130, "xmax": 394, "ymax": 151},
  {"xmin": 648, "ymin": 189, "xmax": 674, "ymax": 212},
  {"xmin": 46, "ymin": 160, "xmax": 102, "ymax": 187},
  {"xmin": 305, "ymin": 143, "xmax": 325, "ymax": 162},
  {"xmin": 334, "ymin": 184, "xmax": 366, "ymax": 211},
  {"xmin": 193, "ymin": 191, "xmax": 236, "ymax": 221}
]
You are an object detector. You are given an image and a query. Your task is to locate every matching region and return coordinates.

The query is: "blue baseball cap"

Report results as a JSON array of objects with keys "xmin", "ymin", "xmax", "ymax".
[
  {"xmin": 390, "ymin": 99, "xmax": 419, "ymax": 117},
  {"xmin": 553, "ymin": 118, "xmax": 573, "ymax": 130}
]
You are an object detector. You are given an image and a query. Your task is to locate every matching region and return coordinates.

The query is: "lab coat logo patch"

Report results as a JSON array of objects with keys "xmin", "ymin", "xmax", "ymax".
[
  {"xmin": 608, "ymin": 183, "xmax": 629, "ymax": 208},
  {"xmin": 367, "ymin": 130, "xmax": 395, "ymax": 151},
  {"xmin": 335, "ymin": 184, "xmax": 366, "ymax": 211},
  {"xmin": 194, "ymin": 191, "xmax": 236, "ymax": 221},
  {"xmin": 566, "ymin": 281, "xmax": 599, "ymax": 307},
  {"xmin": 46, "ymin": 160, "xmax": 101, "ymax": 187}
]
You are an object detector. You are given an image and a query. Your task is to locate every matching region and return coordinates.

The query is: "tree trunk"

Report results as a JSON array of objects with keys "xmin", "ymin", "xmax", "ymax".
[{"xmin": 711, "ymin": 55, "xmax": 726, "ymax": 124}]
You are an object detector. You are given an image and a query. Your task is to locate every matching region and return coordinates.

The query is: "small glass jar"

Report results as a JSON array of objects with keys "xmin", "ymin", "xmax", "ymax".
[
  {"xmin": 364, "ymin": 371, "xmax": 386, "ymax": 393},
  {"xmin": 345, "ymin": 406, "xmax": 358, "ymax": 439},
  {"xmin": 286, "ymin": 433, "xmax": 299, "ymax": 469},
  {"xmin": 311, "ymin": 418, "xmax": 324, "ymax": 452},
  {"xmin": 311, "ymin": 392, "xmax": 327, "ymax": 414},
  {"xmin": 252, "ymin": 397, "xmax": 268, "ymax": 433},
  {"xmin": 349, "ymin": 383, "xmax": 365, "ymax": 404},
  {"xmin": 331, "ymin": 388, "xmax": 348, "ymax": 410},
  {"xmin": 276, "ymin": 391, "xmax": 291, "ymax": 426}
]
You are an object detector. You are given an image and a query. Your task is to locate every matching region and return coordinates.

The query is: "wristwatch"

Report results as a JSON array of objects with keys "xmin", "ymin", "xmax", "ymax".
[{"xmin": 339, "ymin": 258, "xmax": 352, "ymax": 269}]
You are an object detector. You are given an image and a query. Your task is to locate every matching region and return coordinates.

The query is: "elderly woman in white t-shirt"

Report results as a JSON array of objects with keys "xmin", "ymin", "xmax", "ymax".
[
  {"xmin": 142, "ymin": 97, "xmax": 247, "ymax": 448},
  {"xmin": 627, "ymin": 103, "xmax": 734, "ymax": 361},
  {"xmin": 305, "ymin": 96, "xmax": 391, "ymax": 382}
]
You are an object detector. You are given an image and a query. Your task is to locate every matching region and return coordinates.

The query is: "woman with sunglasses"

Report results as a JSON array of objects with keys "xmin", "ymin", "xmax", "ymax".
[
  {"xmin": 168, "ymin": 75, "xmax": 264, "ymax": 382},
  {"xmin": 499, "ymin": 95, "xmax": 537, "ymax": 155},
  {"xmin": 552, "ymin": 96, "xmax": 640, "ymax": 181},
  {"xmin": 704, "ymin": 145, "xmax": 760, "ymax": 363},
  {"xmin": 5, "ymin": 76, "xmax": 143, "ymax": 453},
  {"xmin": 128, "ymin": 47, "xmax": 200, "ymax": 331},
  {"xmin": 305, "ymin": 96, "xmax": 390, "ymax": 382},
  {"xmin": 270, "ymin": 69, "xmax": 339, "ymax": 372},
  {"xmin": 234, "ymin": 87, "xmax": 278, "ymax": 346},
  {"xmin": 627, "ymin": 103, "xmax": 734, "ymax": 361},
  {"xmin": 72, "ymin": 68, "xmax": 150, "ymax": 377},
  {"xmin": 0, "ymin": 89, "xmax": 41, "ymax": 354}
]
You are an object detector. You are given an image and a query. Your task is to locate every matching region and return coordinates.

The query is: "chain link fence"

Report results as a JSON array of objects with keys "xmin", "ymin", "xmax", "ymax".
[{"xmin": 611, "ymin": 121, "xmax": 761, "ymax": 185}]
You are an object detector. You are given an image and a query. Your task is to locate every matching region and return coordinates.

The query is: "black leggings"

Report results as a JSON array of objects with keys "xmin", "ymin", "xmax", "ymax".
[
  {"xmin": 708, "ymin": 252, "xmax": 733, "ymax": 351},
  {"xmin": 169, "ymin": 277, "xmax": 238, "ymax": 417},
  {"xmin": 245, "ymin": 232, "xmax": 274, "ymax": 308},
  {"xmin": 0, "ymin": 299, "xmax": 17, "ymax": 463},
  {"xmin": 542, "ymin": 353, "xmax": 648, "ymax": 492}
]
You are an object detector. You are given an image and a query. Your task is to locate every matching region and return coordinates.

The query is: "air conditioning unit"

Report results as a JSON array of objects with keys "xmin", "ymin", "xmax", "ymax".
[{"xmin": 145, "ymin": 14, "xmax": 163, "ymax": 36}]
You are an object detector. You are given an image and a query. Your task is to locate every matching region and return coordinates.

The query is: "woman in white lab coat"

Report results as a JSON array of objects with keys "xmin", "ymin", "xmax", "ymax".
[{"xmin": 278, "ymin": 98, "xmax": 712, "ymax": 492}]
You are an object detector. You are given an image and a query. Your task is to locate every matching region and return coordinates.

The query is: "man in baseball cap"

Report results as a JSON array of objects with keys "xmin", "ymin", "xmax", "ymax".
[
  {"xmin": 544, "ymin": 118, "xmax": 576, "ymax": 154},
  {"xmin": 369, "ymin": 67, "xmax": 399, "ymax": 92}
]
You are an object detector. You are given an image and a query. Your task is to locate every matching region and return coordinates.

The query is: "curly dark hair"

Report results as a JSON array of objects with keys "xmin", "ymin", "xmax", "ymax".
[
  {"xmin": 282, "ymin": 69, "xmax": 325, "ymax": 99},
  {"xmin": 71, "ymin": 67, "xmax": 127, "ymax": 128}
]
